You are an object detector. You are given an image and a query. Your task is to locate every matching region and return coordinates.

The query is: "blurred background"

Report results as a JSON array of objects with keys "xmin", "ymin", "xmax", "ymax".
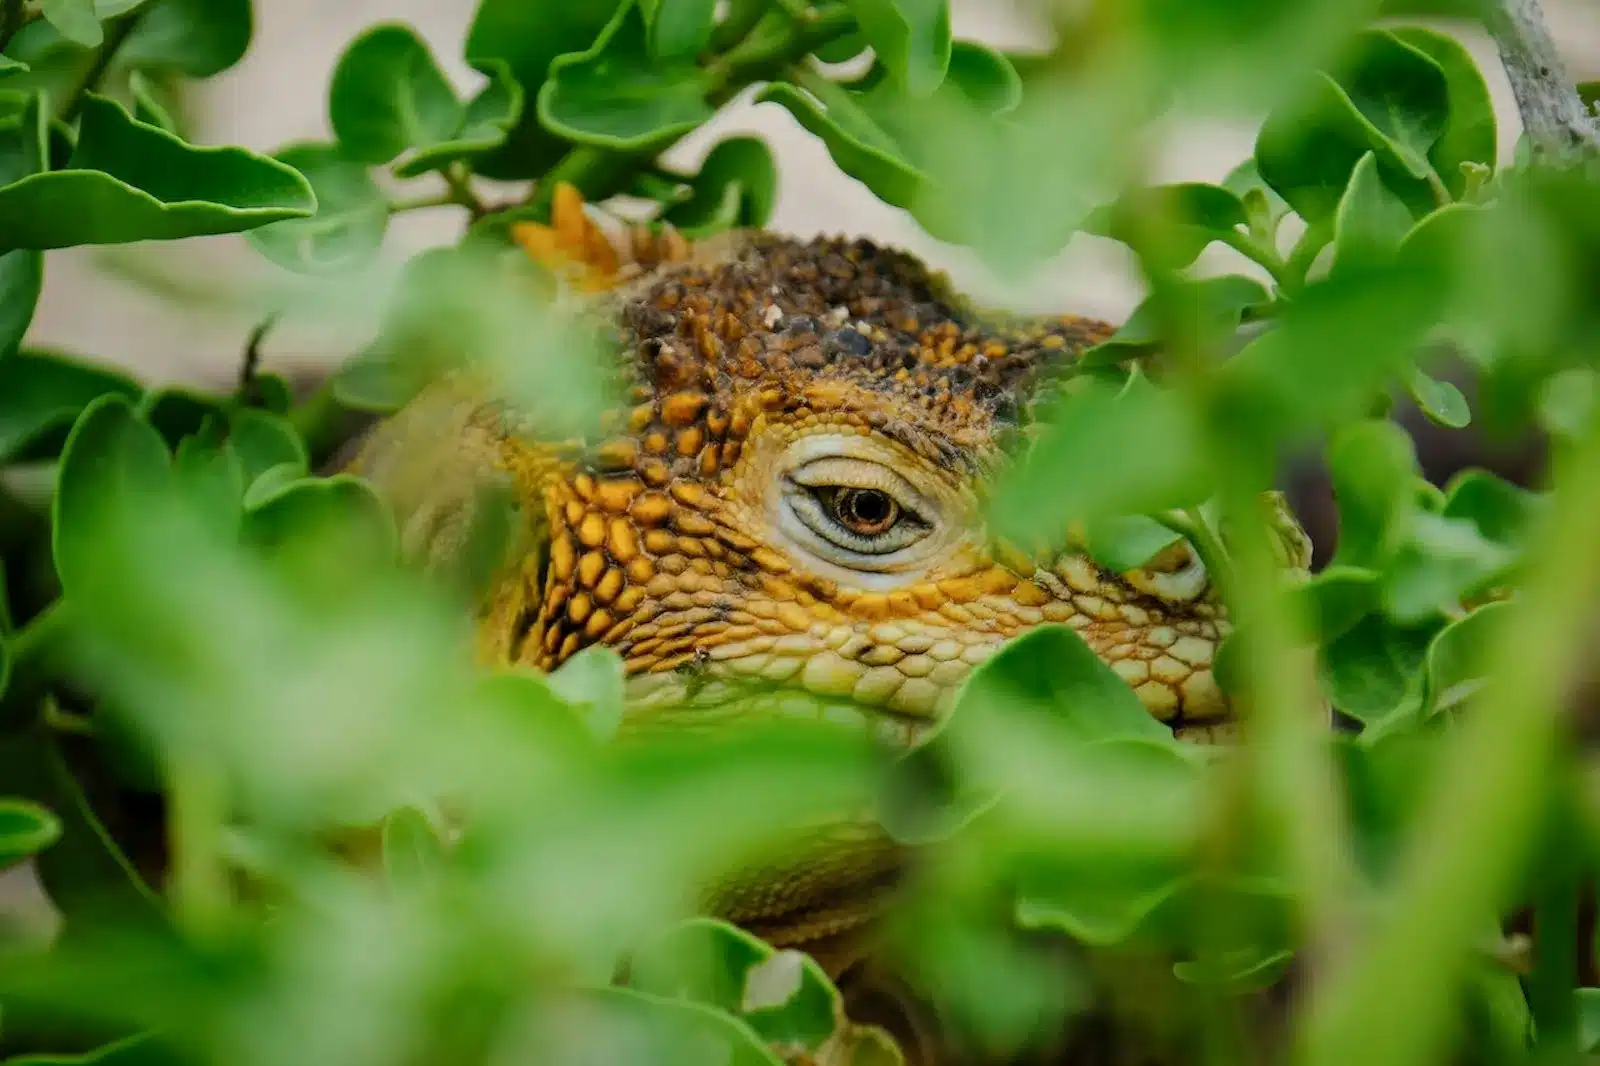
[{"xmin": 28, "ymin": 0, "xmax": 1600, "ymax": 391}]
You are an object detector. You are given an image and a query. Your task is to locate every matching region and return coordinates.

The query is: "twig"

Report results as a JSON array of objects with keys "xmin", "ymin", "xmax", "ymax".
[
  {"xmin": 1485, "ymin": 0, "xmax": 1600, "ymax": 160},
  {"xmin": 236, "ymin": 313, "xmax": 278, "ymax": 406}
]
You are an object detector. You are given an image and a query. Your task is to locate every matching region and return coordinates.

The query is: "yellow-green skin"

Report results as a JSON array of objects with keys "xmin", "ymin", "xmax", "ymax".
[{"xmin": 350, "ymin": 218, "xmax": 1306, "ymax": 976}]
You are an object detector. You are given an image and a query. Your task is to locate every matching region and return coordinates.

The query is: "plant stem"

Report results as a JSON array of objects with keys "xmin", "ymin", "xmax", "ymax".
[
  {"xmin": 1218, "ymin": 229, "xmax": 1294, "ymax": 293},
  {"xmin": 1485, "ymin": 0, "xmax": 1600, "ymax": 160},
  {"xmin": 388, "ymin": 192, "xmax": 460, "ymax": 214},
  {"xmin": 0, "ymin": 0, "xmax": 28, "ymax": 54},
  {"xmin": 60, "ymin": 10, "xmax": 140, "ymax": 123},
  {"xmin": 442, "ymin": 164, "xmax": 487, "ymax": 218},
  {"xmin": 1295, "ymin": 402, "xmax": 1600, "ymax": 1066}
]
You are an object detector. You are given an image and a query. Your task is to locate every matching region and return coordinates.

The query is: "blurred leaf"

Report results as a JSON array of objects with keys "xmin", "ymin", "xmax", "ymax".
[
  {"xmin": 538, "ymin": 0, "xmax": 713, "ymax": 152},
  {"xmin": 1404, "ymin": 366, "xmax": 1469, "ymax": 428},
  {"xmin": 394, "ymin": 60, "xmax": 523, "ymax": 178},
  {"xmin": 1081, "ymin": 514, "xmax": 1183, "ymax": 573},
  {"xmin": 0, "ymin": 92, "xmax": 48, "ymax": 354},
  {"xmin": 629, "ymin": 918, "xmax": 839, "ymax": 1054},
  {"xmin": 172, "ymin": 430, "xmax": 244, "ymax": 535},
  {"xmin": 1422, "ymin": 599, "xmax": 1510, "ymax": 716},
  {"xmin": 0, "ymin": 249, "xmax": 42, "ymax": 358},
  {"xmin": 0, "ymin": 349, "xmax": 141, "ymax": 464},
  {"xmin": 546, "ymin": 646, "xmax": 626, "ymax": 743},
  {"xmin": 0, "ymin": 796, "xmax": 60, "ymax": 869},
  {"xmin": 463, "ymin": 0, "xmax": 618, "ymax": 178},
  {"xmin": 0, "ymin": 1032, "xmax": 165, "ymax": 1064},
  {"xmin": 227, "ymin": 408, "xmax": 307, "ymax": 484},
  {"xmin": 548, "ymin": 987, "xmax": 784, "ymax": 1066},
  {"xmin": 988, "ymin": 369, "xmax": 1210, "ymax": 543},
  {"xmin": 663, "ymin": 135, "xmax": 777, "ymax": 236},
  {"xmin": 52, "ymin": 395, "xmax": 171, "ymax": 597},
  {"xmin": 248, "ymin": 142, "xmax": 388, "ymax": 275},
  {"xmin": 1577, "ymin": 987, "xmax": 1600, "ymax": 1053},
  {"xmin": 1319, "ymin": 613, "xmax": 1432, "ymax": 725},
  {"xmin": 1082, "ymin": 182, "xmax": 1247, "ymax": 271},
  {"xmin": 1326, "ymin": 419, "xmax": 1420, "ymax": 570},
  {"xmin": 381, "ymin": 804, "xmax": 445, "ymax": 889},
  {"xmin": 1537, "ymin": 367, "xmax": 1594, "ymax": 441},
  {"xmin": 1330, "ymin": 152, "xmax": 1413, "ymax": 278},
  {"xmin": 1080, "ymin": 275, "xmax": 1267, "ymax": 369},
  {"xmin": 1381, "ymin": 470, "xmax": 1536, "ymax": 622},
  {"xmin": 328, "ymin": 23, "xmax": 461, "ymax": 167},
  {"xmin": 1328, "ymin": 29, "xmax": 1450, "ymax": 184},
  {"xmin": 38, "ymin": 0, "xmax": 103, "ymax": 48},
  {"xmin": 1173, "ymin": 947, "xmax": 1295, "ymax": 992},
  {"xmin": 241, "ymin": 475, "xmax": 396, "ymax": 572},
  {"xmin": 0, "ymin": 95, "xmax": 313, "ymax": 249},
  {"xmin": 0, "ymin": 731, "xmax": 164, "ymax": 927},
  {"xmin": 951, "ymin": 624, "xmax": 1172, "ymax": 748},
  {"xmin": 239, "ymin": 460, "xmax": 302, "ymax": 510},
  {"xmin": 1224, "ymin": 157, "xmax": 1292, "ymax": 239},
  {"xmin": 1292, "ymin": 565, "xmax": 1381, "ymax": 643},
  {"xmin": 642, "ymin": 0, "xmax": 716, "ymax": 61},
  {"xmin": 117, "ymin": 0, "xmax": 253, "ymax": 78},
  {"xmin": 1016, "ymin": 852, "xmax": 1188, "ymax": 946},
  {"xmin": 136, "ymin": 386, "xmax": 225, "ymax": 447},
  {"xmin": 1215, "ymin": 261, "xmax": 1448, "ymax": 443},
  {"xmin": 1387, "ymin": 25, "xmax": 1496, "ymax": 199},
  {"xmin": 841, "ymin": 0, "xmax": 951, "ymax": 97}
]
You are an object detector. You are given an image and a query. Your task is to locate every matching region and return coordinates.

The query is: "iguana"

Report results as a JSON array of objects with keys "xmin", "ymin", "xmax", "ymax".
[{"xmin": 345, "ymin": 185, "xmax": 1312, "ymax": 1057}]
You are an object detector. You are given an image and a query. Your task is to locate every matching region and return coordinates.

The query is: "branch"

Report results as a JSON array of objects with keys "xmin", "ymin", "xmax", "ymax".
[{"xmin": 1485, "ymin": 0, "xmax": 1600, "ymax": 160}]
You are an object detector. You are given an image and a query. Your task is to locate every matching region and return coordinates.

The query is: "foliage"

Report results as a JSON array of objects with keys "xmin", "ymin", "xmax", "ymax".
[{"xmin": 0, "ymin": 1, "xmax": 1597, "ymax": 1065}]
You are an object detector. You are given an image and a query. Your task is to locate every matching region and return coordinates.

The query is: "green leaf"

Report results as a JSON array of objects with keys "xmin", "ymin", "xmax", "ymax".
[
  {"xmin": 1387, "ymin": 25, "xmax": 1496, "ymax": 199},
  {"xmin": 663, "ymin": 135, "xmax": 777, "ymax": 236},
  {"xmin": 561, "ymin": 987, "xmax": 784, "ymax": 1066},
  {"xmin": 136, "ymin": 385, "xmax": 225, "ymax": 446},
  {"xmin": 841, "ymin": 0, "xmax": 952, "ymax": 97},
  {"xmin": 1329, "ymin": 152, "xmax": 1414, "ymax": 278},
  {"xmin": 0, "ymin": 1033, "xmax": 164, "ymax": 1065},
  {"xmin": 1291, "ymin": 565, "xmax": 1380, "ymax": 643},
  {"xmin": 128, "ymin": 70, "xmax": 178, "ymax": 133},
  {"xmin": 0, "ymin": 797, "xmax": 61, "ymax": 869},
  {"xmin": 39, "ymin": 0, "xmax": 103, "ymax": 48},
  {"xmin": 1421, "ymin": 599, "xmax": 1509, "ymax": 716},
  {"xmin": 1329, "ymin": 29, "xmax": 1450, "ymax": 183},
  {"xmin": 248, "ymin": 142, "xmax": 388, "ymax": 275},
  {"xmin": 52, "ymin": 395, "xmax": 171, "ymax": 597},
  {"xmin": 644, "ymin": 0, "xmax": 716, "ymax": 60},
  {"xmin": 463, "ymin": 0, "xmax": 619, "ymax": 178},
  {"xmin": 1080, "ymin": 275, "xmax": 1267, "ymax": 369},
  {"xmin": 115, "ymin": 0, "xmax": 253, "ymax": 78},
  {"xmin": 381, "ymin": 804, "xmax": 445, "ymax": 889},
  {"xmin": 987, "ymin": 369, "xmax": 1210, "ymax": 544},
  {"xmin": 538, "ymin": 0, "xmax": 713, "ymax": 152},
  {"xmin": 172, "ymin": 430, "xmax": 244, "ymax": 534},
  {"xmin": 0, "ymin": 249, "xmax": 42, "ymax": 357},
  {"xmin": 1173, "ymin": 947, "xmax": 1295, "ymax": 992},
  {"xmin": 547, "ymin": 645, "xmax": 627, "ymax": 743},
  {"xmin": 1082, "ymin": 182, "xmax": 1248, "ymax": 270},
  {"xmin": 1537, "ymin": 367, "xmax": 1595, "ymax": 440},
  {"xmin": 1404, "ymin": 365, "xmax": 1469, "ymax": 428},
  {"xmin": 629, "ymin": 918, "xmax": 840, "ymax": 1054},
  {"xmin": 756, "ymin": 78, "xmax": 923, "ymax": 210},
  {"xmin": 1223, "ymin": 157, "xmax": 1292, "ymax": 239},
  {"xmin": 227, "ymin": 408, "xmax": 307, "ymax": 484},
  {"xmin": 1326, "ymin": 419, "xmax": 1419, "ymax": 569},
  {"xmin": 1576, "ymin": 987, "xmax": 1600, "ymax": 1053},
  {"xmin": 241, "ymin": 475, "xmax": 396, "ymax": 567},
  {"xmin": 0, "ymin": 349, "xmax": 141, "ymax": 464},
  {"xmin": 951, "ymin": 624, "xmax": 1173, "ymax": 746},
  {"xmin": 1319, "ymin": 613, "xmax": 1433, "ymax": 725},
  {"xmin": 1380, "ymin": 470, "xmax": 1535, "ymax": 622},
  {"xmin": 328, "ymin": 23, "xmax": 461, "ymax": 167},
  {"xmin": 0, "ymin": 94, "xmax": 313, "ymax": 249},
  {"xmin": 393, "ymin": 60, "xmax": 524, "ymax": 178},
  {"xmin": 1080, "ymin": 514, "xmax": 1184, "ymax": 574},
  {"xmin": 1215, "ymin": 261, "xmax": 1448, "ymax": 443}
]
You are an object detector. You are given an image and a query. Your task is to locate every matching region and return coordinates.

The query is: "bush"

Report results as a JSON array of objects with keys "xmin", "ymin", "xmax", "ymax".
[{"xmin": 0, "ymin": 1, "xmax": 1598, "ymax": 1064}]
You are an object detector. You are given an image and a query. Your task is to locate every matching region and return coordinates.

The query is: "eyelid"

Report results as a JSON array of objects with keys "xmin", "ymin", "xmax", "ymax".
[{"xmin": 787, "ymin": 458, "xmax": 929, "ymax": 518}]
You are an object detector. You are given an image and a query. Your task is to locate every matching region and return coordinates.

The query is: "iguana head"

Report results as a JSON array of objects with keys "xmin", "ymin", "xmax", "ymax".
[{"xmin": 353, "ymin": 190, "xmax": 1311, "ymax": 748}]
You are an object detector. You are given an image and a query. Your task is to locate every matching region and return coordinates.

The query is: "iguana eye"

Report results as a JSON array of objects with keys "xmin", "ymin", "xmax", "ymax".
[
  {"xmin": 827, "ymin": 487, "xmax": 900, "ymax": 536},
  {"xmin": 782, "ymin": 456, "xmax": 932, "ymax": 560}
]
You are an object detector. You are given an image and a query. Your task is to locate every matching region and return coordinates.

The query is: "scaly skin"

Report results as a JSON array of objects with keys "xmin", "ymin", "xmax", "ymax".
[{"xmin": 349, "ymin": 187, "xmax": 1311, "ymax": 973}]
